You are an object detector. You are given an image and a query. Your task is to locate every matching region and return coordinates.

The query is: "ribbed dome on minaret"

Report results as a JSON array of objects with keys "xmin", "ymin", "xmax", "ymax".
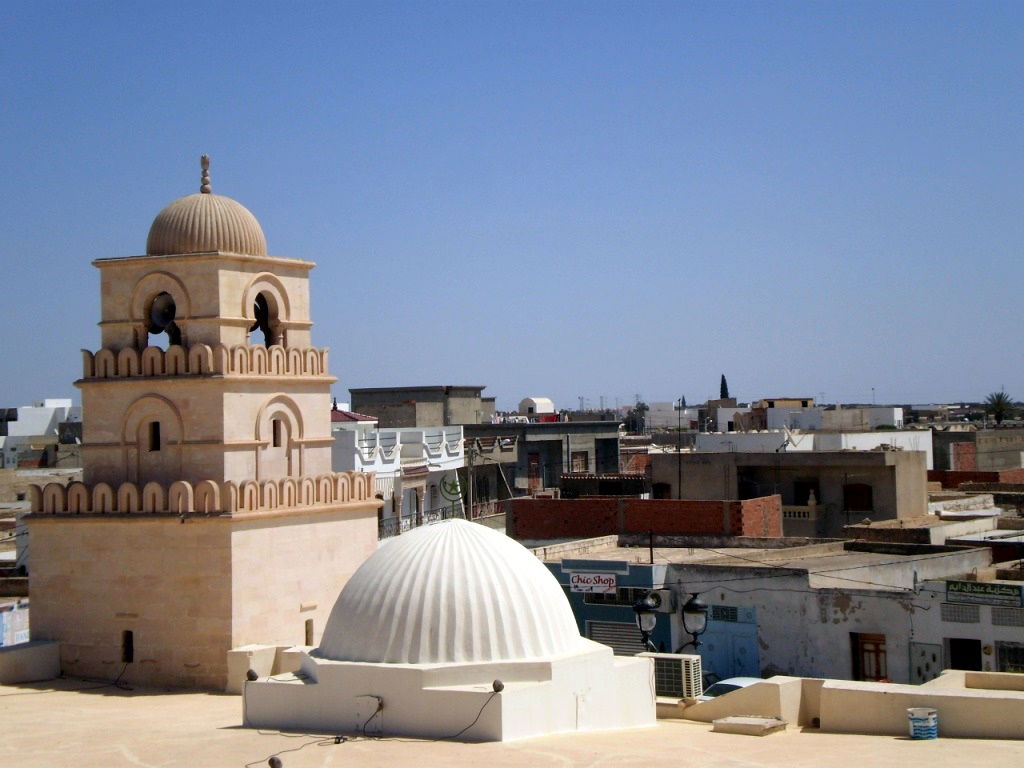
[{"xmin": 146, "ymin": 155, "xmax": 267, "ymax": 257}]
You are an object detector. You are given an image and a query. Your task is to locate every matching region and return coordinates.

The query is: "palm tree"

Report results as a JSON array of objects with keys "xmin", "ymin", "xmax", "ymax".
[{"xmin": 984, "ymin": 391, "xmax": 1017, "ymax": 425}]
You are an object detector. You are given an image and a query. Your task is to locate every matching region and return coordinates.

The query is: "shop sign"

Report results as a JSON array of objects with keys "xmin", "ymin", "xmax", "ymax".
[
  {"xmin": 569, "ymin": 572, "xmax": 617, "ymax": 594},
  {"xmin": 946, "ymin": 580, "xmax": 1023, "ymax": 607}
]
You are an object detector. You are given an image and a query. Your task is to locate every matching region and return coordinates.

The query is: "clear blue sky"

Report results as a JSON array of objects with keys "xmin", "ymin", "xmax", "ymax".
[{"xmin": 2, "ymin": 1, "xmax": 1021, "ymax": 411}]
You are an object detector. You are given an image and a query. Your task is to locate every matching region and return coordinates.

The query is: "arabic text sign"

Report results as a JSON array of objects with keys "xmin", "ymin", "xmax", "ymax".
[
  {"xmin": 946, "ymin": 580, "xmax": 1023, "ymax": 607},
  {"xmin": 570, "ymin": 572, "xmax": 617, "ymax": 594}
]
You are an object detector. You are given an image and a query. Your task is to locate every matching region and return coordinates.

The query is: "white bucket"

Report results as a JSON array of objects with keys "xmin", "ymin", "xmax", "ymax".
[{"xmin": 907, "ymin": 707, "xmax": 938, "ymax": 739}]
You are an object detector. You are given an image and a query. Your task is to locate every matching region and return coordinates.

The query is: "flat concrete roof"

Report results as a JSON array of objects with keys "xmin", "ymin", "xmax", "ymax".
[
  {"xmin": 3, "ymin": 678, "xmax": 1022, "ymax": 768},
  {"xmin": 540, "ymin": 540, "xmax": 907, "ymax": 571}
]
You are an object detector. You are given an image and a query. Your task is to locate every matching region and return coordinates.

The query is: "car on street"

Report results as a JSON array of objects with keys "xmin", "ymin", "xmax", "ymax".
[{"xmin": 696, "ymin": 676, "xmax": 762, "ymax": 701}]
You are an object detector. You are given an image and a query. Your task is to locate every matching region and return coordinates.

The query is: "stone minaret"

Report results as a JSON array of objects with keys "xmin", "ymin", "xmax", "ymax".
[{"xmin": 27, "ymin": 157, "xmax": 381, "ymax": 689}]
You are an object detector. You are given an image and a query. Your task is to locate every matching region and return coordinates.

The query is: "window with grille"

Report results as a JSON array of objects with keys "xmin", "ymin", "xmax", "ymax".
[
  {"xmin": 992, "ymin": 607, "xmax": 1024, "ymax": 627},
  {"xmin": 997, "ymin": 642, "xmax": 1024, "ymax": 673},
  {"xmin": 941, "ymin": 603, "xmax": 980, "ymax": 623},
  {"xmin": 711, "ymin": 605, "xmax": 738, "ymax": 622},
  {"xmin": 571, "ymin": 451, "xmax": 589, "ymax": 472},
  {"xmin": 584, "ymin": 587, "xmax": 646, "ymax": 606}
]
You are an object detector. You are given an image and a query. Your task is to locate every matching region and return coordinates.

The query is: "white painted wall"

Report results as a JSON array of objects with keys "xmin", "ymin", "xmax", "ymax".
[
  {"xmin": 910, "ymin": 579, "xmax": 1024, "ymax": 674},
  {"xmin": 813, "ymin": 430, "xmax": 933, "ymax": 470},
  {"xmin": 243, "ymin": 642, "xmax": 654, "ymax": 741},
  {"xmin": 693, "ymin": 429, "xmax": 932, "ymax": 468},
  {"xmin": 695, "ymin": 431, "xmax": 814, "ymax": 452},
  {"xmin": 518, "ymin": 397, "xmax": 555, "ymax": 415},
  {"xmin": 332, "ymin": 425, "xmax": 465, "ymax": 522},
  {"xmin": 822, "ymin": 407, "xmax": 904, "ymax": 430},
  {"xmin": 715, "ymin": 407, "xmax": 750, "ymax": 431},
  {"xmin": 766, "ymin": 408, "xmax": 823, "ymax": 430},
  {"xmin": 648, "ymin": 403, "xmax": 699, "ymax": 430},
  {"xmin": 4, "ymin": 402, "xmax": 79, "ymax": 437}
]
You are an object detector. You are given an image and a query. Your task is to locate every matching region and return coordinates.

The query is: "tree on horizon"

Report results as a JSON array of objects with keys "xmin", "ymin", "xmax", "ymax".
[
  {"xmin": 984, "ymin": 391, "xmax": 1018, "ymax": 425},
  {"xmin": 624, "ymin": 401, "xmax": 649, "ymax": 434},
  {"xmin": 720, "ymin": 374, "xmax": 729, "ymax": 400}
]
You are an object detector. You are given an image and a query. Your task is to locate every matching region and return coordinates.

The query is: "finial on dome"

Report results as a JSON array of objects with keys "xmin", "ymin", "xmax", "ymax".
[{"xmin": 200, "ymin": 154, "xmax": 211, "ymax": 194}]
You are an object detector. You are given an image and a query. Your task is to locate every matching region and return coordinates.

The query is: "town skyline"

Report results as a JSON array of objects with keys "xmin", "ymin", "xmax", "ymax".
[{"xmin": 2, "ymin": 3, "xmax": 1021, "ymax": 410}]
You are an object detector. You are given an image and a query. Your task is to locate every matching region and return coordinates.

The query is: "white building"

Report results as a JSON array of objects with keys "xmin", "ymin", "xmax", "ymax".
[
  {"xmin": 823, "ymin": 407, "xmax": 905, "ymax": 430},
  {"xmin": 0, "ymin": 399, "xmax": 81, "ymax": 468},
  {"xmin": 243, "ymin": 519, "xmax": 655, "ymax": 741},
  {"xmin": 715, "ymin": 406, "xmax": 750, "ymax": 432},
  {"xmin": 518, "ymin": 396, "xmax": 555, "ymax": 416},
  {"xmin": 331, "ymin": 410, "xmax": 466, "ymax": 537},
  {"xmin": 766, "ymin": 407, "xmax": 823, "ymax": 430},
  {"xmin": 647, "ymin": 402, "xmax": 700, "ymax": 430},
  {"xmin": 695, "ymin": 429, "xmax": 934, "ymax": 469}
]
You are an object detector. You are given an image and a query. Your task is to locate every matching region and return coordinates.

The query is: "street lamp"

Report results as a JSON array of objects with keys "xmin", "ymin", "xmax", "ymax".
[
  {"xmin": 679, "ymin": 593, "xmax": 709, "ymax": 651},
  {"xmin": 632, "ymin": 592, "xmax": 659, "ymax": 652}
]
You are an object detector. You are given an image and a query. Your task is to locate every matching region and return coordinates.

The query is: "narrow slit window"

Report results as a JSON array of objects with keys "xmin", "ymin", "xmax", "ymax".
[
  {"xmin": 148, "ymin": 421, "xmax": 161, "ymax": 452},
  {"xmin": 272, "ymin": 419, "xmax": 282, "ymax": 448},
  {"xmin": 122, "ymin": 630, "xmax": 134, "ymax": 663},
  {"xmin": 304, "ymin": 619, "xmax": 314, "ymax": 646}
]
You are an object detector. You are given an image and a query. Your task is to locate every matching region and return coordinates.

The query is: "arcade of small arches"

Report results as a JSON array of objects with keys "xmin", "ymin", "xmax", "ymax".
[
  {"xmin": 30, "ymin": 471, "xmax": 376, "ymax": 516},
  {"xmin": 82, "ymin": 343, "xmax": 329, "ymax": 379}
]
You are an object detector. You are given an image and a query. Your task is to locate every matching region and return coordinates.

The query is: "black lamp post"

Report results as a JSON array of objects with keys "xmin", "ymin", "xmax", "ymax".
[
  {"xmin": 632, "ymin": 593, "xmax": 659, "ymax": 652},
  {"xmin": 679, "ymin": 593, "xmax": 709, "ymax": 651}
]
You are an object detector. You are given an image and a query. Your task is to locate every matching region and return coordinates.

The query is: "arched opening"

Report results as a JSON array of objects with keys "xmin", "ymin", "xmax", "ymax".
[
  {"xmin": 249, "ymin": 292, "xmax": 279, "ymax": 347},
  {"xmin": 260, "ymin": 413, "xmax": 295, "ymax": 479},
  {"xmin": 146, "ymin": 292, "xmax": 181, "ymax": 348}
]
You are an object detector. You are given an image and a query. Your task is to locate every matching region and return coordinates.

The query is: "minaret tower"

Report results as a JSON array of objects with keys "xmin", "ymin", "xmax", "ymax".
[{"xmin": 27, "ymin": 157, "xmax": 381, "ymax": 689}]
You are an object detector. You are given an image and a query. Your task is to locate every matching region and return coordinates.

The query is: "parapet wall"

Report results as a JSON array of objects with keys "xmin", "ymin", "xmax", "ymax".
[
  {"xmin": 928, "ymin": 467, "xmax": 1024, "ymax": 489},
  {"xmin": 81, "ymin": 343, "xmax": 330, "ymax": 380},
  {"xmin": 28, "ymin": 471, "xmax": 376, "ymax": 516}
]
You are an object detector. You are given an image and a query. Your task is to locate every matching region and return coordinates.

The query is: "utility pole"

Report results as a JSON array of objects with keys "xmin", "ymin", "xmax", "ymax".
[
  {"xmin": 678, "ymin": 396, "xmax": 683, "ymax": 500},
  {"xmin": 466, "ymin": 439, "xmax": 474, "ymax": 519}
]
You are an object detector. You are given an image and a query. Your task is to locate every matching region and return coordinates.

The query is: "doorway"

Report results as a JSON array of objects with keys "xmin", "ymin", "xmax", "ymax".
[
  {"xmin": 850, "ymin": 632, "xmax": 887, "ymax": 681},
  {"xmin": 946, "ymin": 637, "xmax": 982, "ymax": 671}
]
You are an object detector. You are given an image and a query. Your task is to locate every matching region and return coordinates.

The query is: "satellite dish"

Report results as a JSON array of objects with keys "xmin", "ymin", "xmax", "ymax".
[{"xmin": 149, "ymin": 292, "xmax": 177, "ymax": 332}]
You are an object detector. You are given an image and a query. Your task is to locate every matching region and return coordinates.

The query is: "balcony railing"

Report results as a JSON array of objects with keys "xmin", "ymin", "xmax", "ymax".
[{"xmin": 378, "ymin": 504, "xmax": 465, "ymax": 540}]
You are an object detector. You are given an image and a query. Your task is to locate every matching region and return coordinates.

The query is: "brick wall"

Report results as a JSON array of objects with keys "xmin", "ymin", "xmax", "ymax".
[
  {"xmin": 928, "ymin": 468, "xmax": 1024, "ymax": 489},
  {"xmin": 951, "ymin": 441, "xmax": 977, "ymax": 471},
  {"xmin": 507, "ymin": 495, "xmax": 782, "ymax": 539},
  {"xmin": 620, "ymin": 453, "xmax": 651, "ymax": 474},
  {"xmin": 732, "ymin": 496, "xmax": 783, "ymax": 537}
]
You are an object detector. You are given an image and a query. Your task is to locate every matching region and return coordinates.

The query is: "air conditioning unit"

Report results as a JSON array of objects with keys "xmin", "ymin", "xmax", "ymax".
[{"xmin": 638, "ymin": 652, "xmax": 703, "ymax": 699}]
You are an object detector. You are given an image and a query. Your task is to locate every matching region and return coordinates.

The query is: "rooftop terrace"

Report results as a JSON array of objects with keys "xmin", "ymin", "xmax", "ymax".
[{"xmin": 3, "ymin": 678, "xmax": 1021, "ymax": 768}]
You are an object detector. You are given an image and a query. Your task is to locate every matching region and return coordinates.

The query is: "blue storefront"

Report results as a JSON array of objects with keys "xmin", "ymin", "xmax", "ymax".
[{"xmin": 545, "ymin": 558, "xmax": 673, "ymax": 655}]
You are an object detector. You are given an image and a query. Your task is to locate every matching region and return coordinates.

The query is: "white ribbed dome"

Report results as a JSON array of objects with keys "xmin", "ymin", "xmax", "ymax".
[{"xmin": 317, "ymin": 519, "xmax": 585, "ymax": 664}]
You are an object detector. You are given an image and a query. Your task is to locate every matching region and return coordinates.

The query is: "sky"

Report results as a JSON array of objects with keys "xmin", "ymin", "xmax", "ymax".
[{"xmin": 1, "ymin": 1, "xmax": 1021, "ymax": 412}]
